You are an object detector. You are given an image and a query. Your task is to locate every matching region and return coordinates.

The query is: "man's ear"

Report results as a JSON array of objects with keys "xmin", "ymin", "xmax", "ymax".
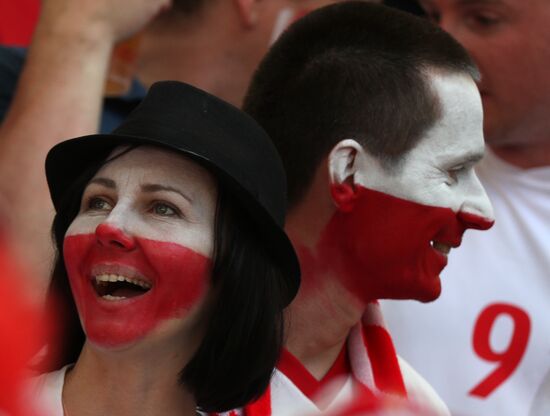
[
  {"xmin": 233, "ymin": 0, "xmax": 260, "ymax": 28},
  {"xmin": 328, "ymin": 139, "xmax": 364, "ymax": 212}
]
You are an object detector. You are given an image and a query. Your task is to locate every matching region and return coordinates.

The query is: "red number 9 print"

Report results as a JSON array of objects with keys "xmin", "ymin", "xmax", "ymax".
[{"xmin": 469, "ymin": 303, "xmax": 531, "ymax": 398}]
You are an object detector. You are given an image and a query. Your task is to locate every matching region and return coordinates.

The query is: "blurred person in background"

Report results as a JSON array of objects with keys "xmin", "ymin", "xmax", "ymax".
[
  {"xmin": 0, "ymin": 228, "xmax": 52, "ymax": 416},
  {"xmin": 0, "ymin": 0, "xmax": 40, "ymax": 46},
  {"xmin": 381, "ymin": 1, "xmax": 550, "ymax": 415},
  {"xmin": 0, "ymin": 0, "xmax": 338, "ymax": 301}
]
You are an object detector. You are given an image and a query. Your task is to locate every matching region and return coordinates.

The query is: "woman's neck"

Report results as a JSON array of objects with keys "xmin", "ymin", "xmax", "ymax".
[{"xmin": 62, "ymin": 341, "xmax": 197, "ymax": 416}]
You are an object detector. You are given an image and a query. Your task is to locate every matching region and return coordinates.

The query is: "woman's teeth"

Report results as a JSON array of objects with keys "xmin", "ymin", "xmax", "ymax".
[
  {"xmin": 93, "ymin": 274, "xmax": 152, "ymax": 300},
  {"xmin": 102, "ymin": 294, "xmax": 127, "ymax": 301},
  {"xmin": 94, "ymin": 274, "xmax": 151, "ymax": 289}
]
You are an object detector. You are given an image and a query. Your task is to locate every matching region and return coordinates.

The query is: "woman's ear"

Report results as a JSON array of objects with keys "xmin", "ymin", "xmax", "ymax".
[
  {"xmin": 328, "ymin": 139, "xmax": 365, "ymax": 212},
  {"xmin": 233, "ymin": 0, "xmax": 260, "ymax": 29}
]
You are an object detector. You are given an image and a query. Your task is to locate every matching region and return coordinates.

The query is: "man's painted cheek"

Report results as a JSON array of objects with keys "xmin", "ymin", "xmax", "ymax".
[
  {"xmin": 307, "ymin": 186, "xmax": 472, "ymax": 302},
  {"xmin": 63, "ymin": 234, "xmax": 211, "ymax": 347}
]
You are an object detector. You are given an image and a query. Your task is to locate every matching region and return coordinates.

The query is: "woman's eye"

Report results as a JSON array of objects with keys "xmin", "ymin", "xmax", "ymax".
[
  {"xmin": 152, "ymin": 202, "xmax": 179, "ymax": 217},
  {"xmin": 88, "ymin": 197, "xmax": 112, "ymax": 211}
]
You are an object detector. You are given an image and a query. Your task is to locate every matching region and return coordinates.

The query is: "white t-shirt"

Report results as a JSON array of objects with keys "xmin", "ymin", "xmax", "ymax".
[
  {"xmin": 25, "ymin": 365, "xmax": 70, "ymax": 416},
  {"xmin": 382, "ymin": 150, "xmax": 550, "ymax": 416},
  {"xmin": 215, "ymin": 305, "xmax": 450, "ymax": 416}
]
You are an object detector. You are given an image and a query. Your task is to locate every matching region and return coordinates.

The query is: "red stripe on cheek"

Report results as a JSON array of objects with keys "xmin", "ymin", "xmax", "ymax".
[
  {"xmin": 300, "ymin": 186, "xmax": 470, "ymax": 303},
  {"xmin": 63, "ymin": 234, "xmax": 211, "ymax": 347}
]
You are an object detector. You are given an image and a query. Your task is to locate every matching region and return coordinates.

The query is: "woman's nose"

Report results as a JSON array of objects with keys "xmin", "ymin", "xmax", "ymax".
[{"xmin": 95, "ymin": 223, "xmax": 136, "ymax": 250}]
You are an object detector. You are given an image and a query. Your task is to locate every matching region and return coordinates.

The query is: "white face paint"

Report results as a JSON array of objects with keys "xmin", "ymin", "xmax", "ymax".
[
  {"xmin": 66, "ymin": 146, "xmax": 217, "ymax": 254},
  {"xmin": 325, "ymin": 72, "xmax": 494, "ymax": 302},
  {"xmin": 355, "ymin": 72, "xmax": 494, "ymax": 222},
  {"xmin": 63, "ymin": 146, "xmax": 218, "ymax": 348}
]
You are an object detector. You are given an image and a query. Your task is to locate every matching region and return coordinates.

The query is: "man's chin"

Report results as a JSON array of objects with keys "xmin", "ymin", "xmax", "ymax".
[
  {"xmin": 382, "ymin": 283, "xmax": 441, "ymax": 303},
  {"xmin": 416, "ymin": 278, "xmax": 442, "ymax": 303},
  {"xmin": 396, "ymin": 278, "xmax": 442, "ymax": 303}
]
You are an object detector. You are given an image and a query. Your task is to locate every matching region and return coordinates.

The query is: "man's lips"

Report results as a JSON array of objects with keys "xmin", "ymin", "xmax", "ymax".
[{"xmin": 431, "ymin": 240, "xmax": 453, "ymax": 257}]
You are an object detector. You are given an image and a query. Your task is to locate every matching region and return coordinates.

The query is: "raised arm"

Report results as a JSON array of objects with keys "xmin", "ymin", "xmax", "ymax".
[{"xmin": 0, "ymin": 0, "xmax": 171, "ymax": 298}]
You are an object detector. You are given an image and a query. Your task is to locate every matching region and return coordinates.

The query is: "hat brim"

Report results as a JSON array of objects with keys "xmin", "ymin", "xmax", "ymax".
[{"xmin": 46, "ymin": 133, "xmax": 300, "ymax": 305}]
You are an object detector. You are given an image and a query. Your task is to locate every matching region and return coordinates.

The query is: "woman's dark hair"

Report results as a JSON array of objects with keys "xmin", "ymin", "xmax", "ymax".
[{"xmin": 44, "ymin": 146, "xmax": 289, "ymax": 412}]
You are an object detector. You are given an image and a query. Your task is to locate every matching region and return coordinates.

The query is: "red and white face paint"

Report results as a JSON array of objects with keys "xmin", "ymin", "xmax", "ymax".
[
  {"xmin": 322, "ymin": 73, "xmax": 494, "ymax": 302},
  {"xmin": 63, "ymin": 146, "xmax": 217, "ymax": 348}
]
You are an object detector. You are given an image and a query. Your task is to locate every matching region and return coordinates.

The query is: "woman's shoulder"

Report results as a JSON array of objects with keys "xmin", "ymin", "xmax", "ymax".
[{"xmin": 24, "ymin": 364, "xmax": 72, "ymax": 416}]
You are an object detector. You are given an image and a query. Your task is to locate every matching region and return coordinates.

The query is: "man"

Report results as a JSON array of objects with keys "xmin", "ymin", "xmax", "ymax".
[
  {"xmin": 382, "ymin": 1, "xmax": 550, "ymax": 415},
  {"xmin": 230, "ymin": 2, "xmax": 494, "ymax": 415},
  {"xmin": 0, "ymin": 0, "xmax": 337, "ymax": 299}
]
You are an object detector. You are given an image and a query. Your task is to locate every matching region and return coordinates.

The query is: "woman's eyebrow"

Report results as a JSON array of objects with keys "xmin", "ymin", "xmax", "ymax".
[
  {"xmin": 141, "ymin": 183, "xmax": 193, "ymax": 204},
  {"xmin": 88, "ymin": 177, "xmax": 116, "ymax": 189}
]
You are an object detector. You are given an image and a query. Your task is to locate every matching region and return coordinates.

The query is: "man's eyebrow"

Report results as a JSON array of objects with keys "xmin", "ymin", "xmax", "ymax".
[
  {"xmin": 141, "ymin": 183, "xmax": 193, "ymax": 204},
  {"xmin": 446, "ymin": 150, "xmax": 485, "ymax": 167},
  {"xmin": 88, "ymin": 177, "xmax": 116, "ymax": 189}
]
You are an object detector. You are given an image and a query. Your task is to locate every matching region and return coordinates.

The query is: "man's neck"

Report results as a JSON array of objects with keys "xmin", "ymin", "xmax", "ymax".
[
  {"xmin": 284, "ymin": 275, "xmax": 363, "ymax": 381},
  {"xmin": 284, "ymin": 169, "xmax": 366, "ymax": 380}
]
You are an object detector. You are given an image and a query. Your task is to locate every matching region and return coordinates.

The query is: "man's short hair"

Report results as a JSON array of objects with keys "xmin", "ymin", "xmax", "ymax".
[{"xmin": 243, "ymin": 1, "xmax": 479, "ymax": 208}]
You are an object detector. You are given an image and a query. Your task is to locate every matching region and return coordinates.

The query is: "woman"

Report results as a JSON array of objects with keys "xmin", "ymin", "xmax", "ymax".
[{"xmin": 32, "ymin": 81, "xmax": 300, "ymax": 415}]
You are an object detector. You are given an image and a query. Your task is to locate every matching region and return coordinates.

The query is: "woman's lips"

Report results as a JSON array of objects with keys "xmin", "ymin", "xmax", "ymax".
[{"xmin": 64, "ymin": 233, "xmax": 211, "ymax": 346}]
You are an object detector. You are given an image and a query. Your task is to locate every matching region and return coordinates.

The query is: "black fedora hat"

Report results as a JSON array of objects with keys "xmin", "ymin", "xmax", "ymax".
[{"xmin": 46, "ymin": 80, "xmax": 300, "ymax": 304}]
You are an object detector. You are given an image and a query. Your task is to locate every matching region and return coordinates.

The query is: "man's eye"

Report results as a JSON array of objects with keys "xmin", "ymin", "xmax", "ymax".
[
  {"xmin": 88, "ymin": 197, "xmax": 112, "ymax": 211},
  {"xmin": 447, "ymin": 166, "xmax": 466, "ymax": 184},
  {"xmin": 465, "ymin": 12, "xmax": 501, "ymax": 29},
  {"xmin": 152, "ymin": 202, "xmax": 179, "ymax": 217}
]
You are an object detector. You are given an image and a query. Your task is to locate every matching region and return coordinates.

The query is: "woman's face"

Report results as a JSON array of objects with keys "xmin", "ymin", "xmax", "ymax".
[{"xmin": 63, "ymin": 146, "xmax": 217, "ymax": 349}]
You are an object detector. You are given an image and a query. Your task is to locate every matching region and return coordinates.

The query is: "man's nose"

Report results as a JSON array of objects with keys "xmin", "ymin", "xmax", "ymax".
[
  {"xmin": 458, "ymin": 177, "xmax": 495, "ymax": 230},
  {"xmin": 457, "ymin": 210, "xmax": 494, "ymax": 230},
  {"xmin": 95, "ymin": 222, "xmax": 136, "ymax": 250}
]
